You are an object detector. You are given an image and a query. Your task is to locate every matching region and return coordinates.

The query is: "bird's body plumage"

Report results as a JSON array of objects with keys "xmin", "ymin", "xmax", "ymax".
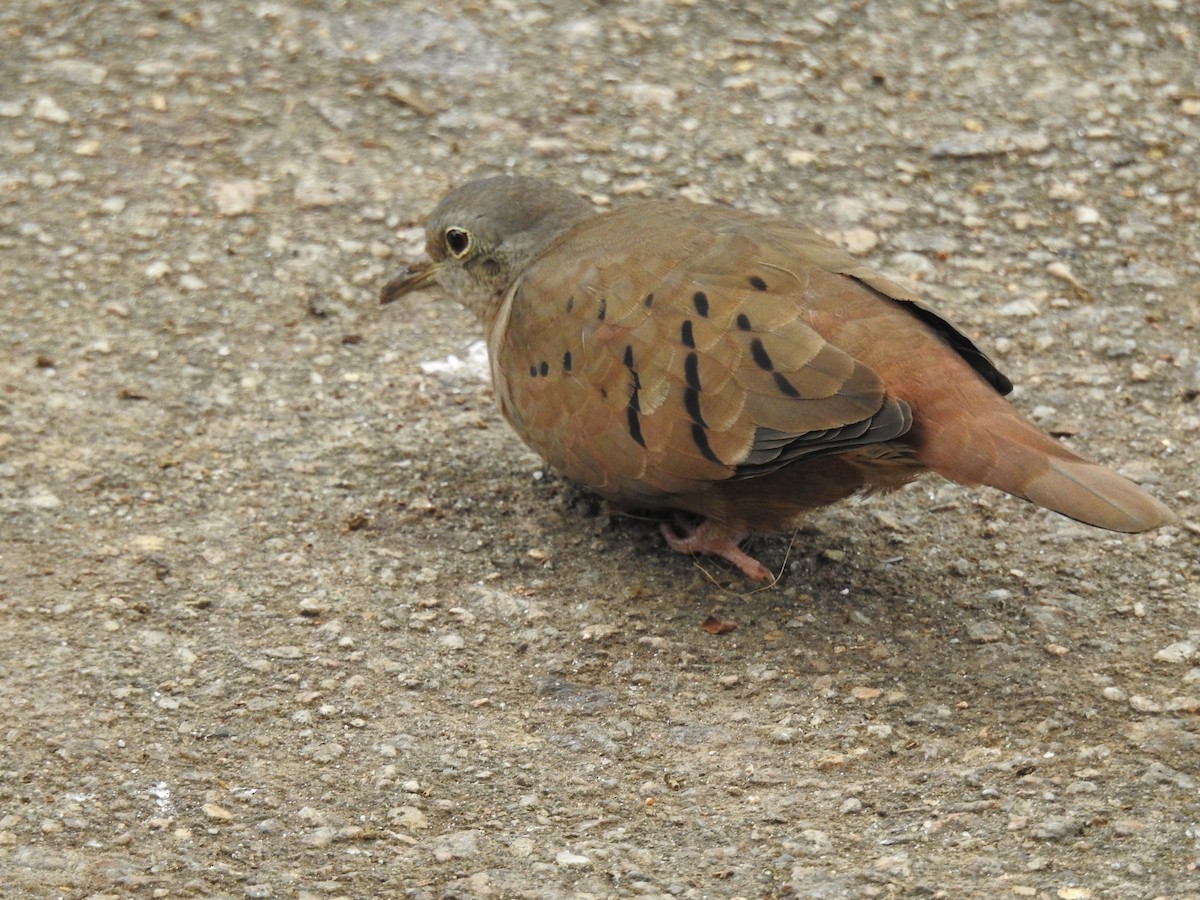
[{"xmin": 383, "ymin": 176, "xmax": 1174, "ymax": 578}]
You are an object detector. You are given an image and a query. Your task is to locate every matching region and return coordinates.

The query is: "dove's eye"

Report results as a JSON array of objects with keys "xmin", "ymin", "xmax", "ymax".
[{"xmin": 444, "ymin": 227, "xmax": 472, "ymax": 258}]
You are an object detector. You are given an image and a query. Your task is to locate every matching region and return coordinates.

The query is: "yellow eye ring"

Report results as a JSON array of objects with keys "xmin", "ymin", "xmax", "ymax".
[{"xmin": 444, "ymin": 227, "xmax": 472, "ymax": 258}]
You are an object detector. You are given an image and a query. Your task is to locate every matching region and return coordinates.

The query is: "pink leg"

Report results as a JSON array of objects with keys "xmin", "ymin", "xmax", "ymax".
[{"xmin": 659, "ymin": 517, "xmax": 774, "ymax": 581}]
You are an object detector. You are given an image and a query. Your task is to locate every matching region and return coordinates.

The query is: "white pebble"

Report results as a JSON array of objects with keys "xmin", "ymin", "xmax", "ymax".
[
  {"xmin": 1128, "ymin": 695, "xmax": 1162, "ymax": 713},
  {"xmin": 618, "ymin": 82, "xmax": 676, "ymax": 110},
  {"xmin": 438, "ymin": 632, "xmax": 465, "ymax": 651},
  {"xmin": 210, "ymin": 179, "xmax": 268, "ymax": 216},
  {"xmin": 27, "ymin": 488, "xmax": 62, "ymax": 509},
  {"xmin": 555, "ymin": 850, "xmax": 591, "ymax": 867},
  {"xmin": 1153, "ymin": 641, "xmax": 1196, "ymax": 665},
  {"xmin": 996, "ymin": 297, "xmax": 1041, "ymax": 317},
  {"xmin": 145, "ymin": 260, "xmax": 172, "ymax": 280},
  {"xmin": 32, "ymin": 96, "xmax": 71, "ymax": 123},
  {"xmin": 840, "ymin": 227, "xmax": 879, "ymax": 255}
]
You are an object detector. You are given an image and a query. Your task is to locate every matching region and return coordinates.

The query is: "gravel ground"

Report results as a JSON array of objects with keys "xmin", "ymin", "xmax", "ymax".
[{"xmin": 2, "ymin": 1, "xmax": 1199, "ymax": 897}]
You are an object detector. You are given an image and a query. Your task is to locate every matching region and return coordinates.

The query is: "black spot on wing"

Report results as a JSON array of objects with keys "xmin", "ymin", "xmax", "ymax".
[
  {"xmin": 736, "ymin": 313, "xmax": 751, "ymax": 331},
  {"xmin": 749, "ymin": 275, "xmax": 768, "ymax": 291},
  {"xmin": 681, "ymin": 320, "xmax": 695, "ymax": 349},
  {"xmin": 773, "ymin": 372, "xmax": 801, "ymax": 397},
  {"xmin": 684, "ymin": 388, "xmax": 705, "ymax": 427},
  {"xmin": 627, "ymin": 404, "xmax": 645, "ymax": 447},
  {"xmin": 598, "ymin": 297, "xmax": 607, "ymax": 321},
  {"xmin": 692, "ymin": 291, "xmax": 709, "ymax": 317},
  {"xmin": 691, "ymin": 423, "xmax": 721, "ymax": 464},
  {"xmin": 643, "ymin": 293, "xmax": 654, "ymax": 308},
  {"xmin": 750, "ymin": 338, "xmax": 773, "ymax": 371},
  {"xmin": 562, "ymin": 351, "xmax": 572, "ymax": 372},
  {"xmin": 683, "ymin": 351, "xmax": 706, "ymax": 427},
  {"xmin": 624, "ymin": 344, "xmax": 646, "ymax": 447}
]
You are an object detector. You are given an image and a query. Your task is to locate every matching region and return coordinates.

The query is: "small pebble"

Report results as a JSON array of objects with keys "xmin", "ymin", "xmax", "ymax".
[
  {"xmin": 840, "ymin": 227, "xmax": 878, "ymax": 255},
  {"xmin": 210, "ymin": 179, "xmax": 269, "ymax": 216},
  {"xmin": 202, "ymin": 803, "xmax": 234, "ymax": 822},
  {"xmin": 1129, "ymin": 363, "xmax": 1153, "ymax": 383},
  {"xmin": 967, "ymin": 621, "xmax": 1005, "ymax": 644},
  {"xmin": 1030, "ymin": 816, "xmax": 1082, "ymax": 841},
  {"xmin": 1153, "ymin": 641, "xmax": 1195, "ymax": 664},
  {"xmin": 26, "ymin": 489, "xmax": 62, "ymax": 509},
  {"xmin": 32, "ymin": 96, "xmax": 71, "ymax": 123},
  {"xmin": 145, "ymin": 260, "xmax": 172, "ymax": 280},
  {"xmin": 996, "ymin": 298, "xmax": 1041, "ymax": 317},
  {"xmin": 438, "ymin": 632, "xmax": 465, "ymax": 651},
  {"xmin": 618, "ymin": 82, "xmax": 675, "ymax": 110},
  {"xmin": 294, "ymin": 177, "xmax": 353, "ymax": 208},
  {"xmin": 298, "ymin": 597, "xmax": 331, "ymax": 616},
  {"xmin": 555, "ymin": 850, "xmax": 592, "ymax": 867},
  {"xmin": 433, "ymin": 829, "xmax": 482, "ymax": 862},
  {"xmin": 1128, "ymin": 695, "xmax": 1162, "ymax": 713},
  {"xmin": 389, "ymin": 807, "xmax": 428, "ymax": 831}
]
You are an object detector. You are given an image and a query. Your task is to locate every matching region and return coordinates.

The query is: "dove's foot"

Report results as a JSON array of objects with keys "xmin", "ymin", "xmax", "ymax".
[{"xmin": 660, "ymin": 516, "xmax": 774, "ymax": 582}]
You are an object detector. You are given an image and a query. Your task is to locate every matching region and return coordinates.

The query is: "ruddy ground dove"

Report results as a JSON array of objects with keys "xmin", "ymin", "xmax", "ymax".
[{"xmin": 382, "ymin": 176, "xmax": 1175, "ymax": 580}]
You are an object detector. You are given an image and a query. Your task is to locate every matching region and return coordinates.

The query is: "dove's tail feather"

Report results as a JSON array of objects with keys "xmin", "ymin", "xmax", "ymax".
[{"xmin": 912, "ymin": 379, "xmax": 1174, "ymax": 532}]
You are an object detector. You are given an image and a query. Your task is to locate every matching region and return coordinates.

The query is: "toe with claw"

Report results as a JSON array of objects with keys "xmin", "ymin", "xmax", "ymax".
[{"xmin": 659, "ymin": 516, "xmax": 775, "ymax": 582}]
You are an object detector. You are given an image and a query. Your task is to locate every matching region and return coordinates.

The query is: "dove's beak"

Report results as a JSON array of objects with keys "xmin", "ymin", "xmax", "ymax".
[{"xmin": 380, "ymin": 259, "xmax": 442, "ymax": 304}]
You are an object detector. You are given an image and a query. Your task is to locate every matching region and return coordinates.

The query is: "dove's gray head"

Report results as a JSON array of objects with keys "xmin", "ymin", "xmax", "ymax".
[{"xmin": 380, "ymin": 176, "xmax": 594, "ymax": 324}]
